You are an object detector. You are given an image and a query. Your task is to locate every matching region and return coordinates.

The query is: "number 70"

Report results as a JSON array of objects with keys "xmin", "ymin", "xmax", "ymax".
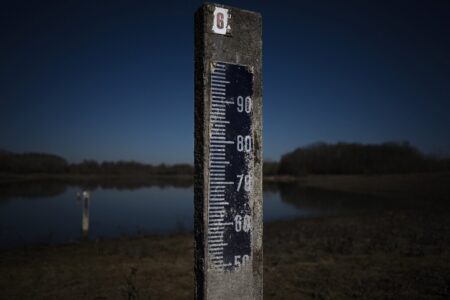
[{"xmin": 236, "ymin": 174, "xmax": 251, "ymax": 191}]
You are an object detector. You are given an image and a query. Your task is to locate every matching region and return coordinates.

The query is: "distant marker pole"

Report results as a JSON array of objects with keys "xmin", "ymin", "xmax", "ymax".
[
  {"xmin": 194, "ymin": 3, "xmax": 263, "ymax": 299},
  {"xmin": 82, "ymin": 191, "xmax": 90, "ymax": 238}
]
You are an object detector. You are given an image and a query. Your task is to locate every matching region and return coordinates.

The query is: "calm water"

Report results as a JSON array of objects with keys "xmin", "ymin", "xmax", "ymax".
[{"xmin": 0, "ymin": 181, "xmax": 392, "ymax": 248}]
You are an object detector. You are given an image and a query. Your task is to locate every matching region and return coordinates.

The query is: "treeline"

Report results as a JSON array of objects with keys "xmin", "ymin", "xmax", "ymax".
[
  {"xmin": 70, "ymin": 160, "xmax": 193, "ymax": 175},
  {"xmin": 0, "ymin": 150, "xmax": 193, "ymax": 176},
  {"xmin": 276, "ymin": 142, "xmax": 450, "ymax": 175},
  {"xmin": 2, "ymin": 142, "xmax": 449, "ymax": 176},
  {"xmin": 0, "ymin": 150, "xmax": 68, "ymax": 173}
]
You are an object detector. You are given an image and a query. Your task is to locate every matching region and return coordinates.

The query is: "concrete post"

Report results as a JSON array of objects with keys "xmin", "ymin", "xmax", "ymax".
[{"xmin": 194, "ymin": 3, "xmax": 262, "ymax": 299}]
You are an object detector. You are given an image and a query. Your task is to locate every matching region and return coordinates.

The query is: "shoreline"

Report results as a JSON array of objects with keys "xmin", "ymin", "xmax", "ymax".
[
  {"xmin": 1, "ymin": 209, "xmax": 449, "ymax": 299},
  {"xmin": 0, "ymin": 173, "xmax": 193, "ymax": 184},
  {"xmin": 1, "ymin": 172, "xmax": 450, "ymax": 298},
  {"xmin": 2, "ymin": 171, "xmax": 449, "ymax": 192}
]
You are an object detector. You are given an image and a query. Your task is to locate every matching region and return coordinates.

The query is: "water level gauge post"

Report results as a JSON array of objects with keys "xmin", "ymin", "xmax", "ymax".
[{"xmin": 194, "ymin": 3, "xmax": 263, "ymax": 300}]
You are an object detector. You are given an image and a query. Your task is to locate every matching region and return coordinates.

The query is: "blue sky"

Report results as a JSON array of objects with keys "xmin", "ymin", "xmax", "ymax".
[{"xmin": 1, "ymin": 0, "xmax": 449, "ymax": 163}]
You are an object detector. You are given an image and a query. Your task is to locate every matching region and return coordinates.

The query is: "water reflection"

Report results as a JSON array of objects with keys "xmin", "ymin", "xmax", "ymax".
[
  {"xmin": 0, "ymin": 178, "xmax": 403, "ymax": 248},
  {"xmin": 0, "ymin": 181, "xmax": 67, "ymax": 200},
  {"xmin": 0, "ymin": 177, "xmax": 192, "ymax": 201}
]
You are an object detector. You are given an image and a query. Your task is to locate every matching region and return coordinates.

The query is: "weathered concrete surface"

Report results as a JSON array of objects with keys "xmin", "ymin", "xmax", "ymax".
[{"xmin": 194, "ymin": 3, "xmax": 262, "ymax": 300}]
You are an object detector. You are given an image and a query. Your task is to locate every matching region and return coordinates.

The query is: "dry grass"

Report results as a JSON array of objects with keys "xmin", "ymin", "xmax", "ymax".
[
  {"xmin": 1, "ymin": 209, "xmax": 449, "ymax": 299},
  {"xmin": 264, "ymin": 210, "xmax": 450, "ymax": 299},
  {"xmin": 0, "ymin": 235, "xmax": 194, "ymax": 300}
]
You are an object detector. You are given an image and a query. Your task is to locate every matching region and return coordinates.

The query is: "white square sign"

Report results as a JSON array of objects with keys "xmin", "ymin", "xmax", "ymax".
[{"xmin": 212, "ymin": 7, "xmax": 230, "ymax": 35}]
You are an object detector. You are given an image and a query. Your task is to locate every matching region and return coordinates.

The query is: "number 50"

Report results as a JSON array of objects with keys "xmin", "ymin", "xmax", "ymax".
[{"xmin": 234, "ymin": 254, "xmax": 250, "ymax": 270}]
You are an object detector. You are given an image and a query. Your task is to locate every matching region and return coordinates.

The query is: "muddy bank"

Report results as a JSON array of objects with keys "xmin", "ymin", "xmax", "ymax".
[
  {"xmin": 265, "ymin": 172, "xmax": 450, "ymax": 201},
  {"xmin": 1, "ymin": 208, "xmax": 449, "ymax": 299}
]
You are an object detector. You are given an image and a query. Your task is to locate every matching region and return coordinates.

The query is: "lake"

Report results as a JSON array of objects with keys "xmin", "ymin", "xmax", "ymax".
[{"xmin": 0, "ymin": 179, "xmax": 395, "ymax": 248}]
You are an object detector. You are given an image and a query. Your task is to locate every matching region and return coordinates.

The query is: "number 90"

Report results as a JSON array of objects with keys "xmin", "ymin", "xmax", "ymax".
[{"xmin": 237, "ymin": 96, "xmax": 252, "ymax": 113}]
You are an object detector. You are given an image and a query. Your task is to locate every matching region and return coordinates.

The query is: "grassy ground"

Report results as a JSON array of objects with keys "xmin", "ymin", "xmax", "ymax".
[
  {"xmin": 265, "ymin": 209, "xmax": 450, "ymax": 299},
  {"xmin": 1, "ymin": 173, "xmax": 450, "ymax": 299},
  {"xmin": 1, "ymin": 209, "xmax": 449, "ymax": 300}
]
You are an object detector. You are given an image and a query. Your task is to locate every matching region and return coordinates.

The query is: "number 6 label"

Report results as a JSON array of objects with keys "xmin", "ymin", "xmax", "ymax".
[{"xmin": 212, "ymin": 7, "xmax": 230, "ymax": 35}]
